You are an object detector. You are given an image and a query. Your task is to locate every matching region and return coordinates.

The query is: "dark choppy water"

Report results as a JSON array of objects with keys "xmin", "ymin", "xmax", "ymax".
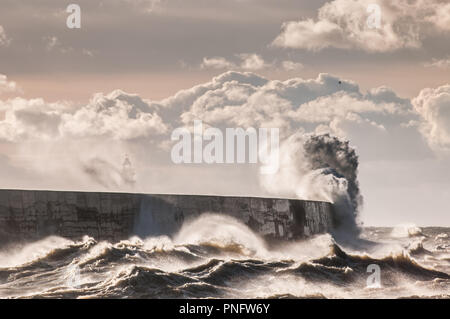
[{"xmin": 0, "ymin": 215, "xmax": 449, "ymax": 298}]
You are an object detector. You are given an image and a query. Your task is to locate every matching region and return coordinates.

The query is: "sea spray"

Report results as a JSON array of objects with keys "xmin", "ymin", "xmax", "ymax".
[
  {"xmin": 260, "ymin": 132, "xmax": 362, "ymax": 236},
  {"xmin": 303, "ymin": 133, "xmax": 362, "ymax": 236},
  {"xmin": 0, "ymin": 218, "xmax": 448, "ymax": 298},
  {"xmin": 174, "ymin": 214, "xmax": 268, "ymax": 257}
]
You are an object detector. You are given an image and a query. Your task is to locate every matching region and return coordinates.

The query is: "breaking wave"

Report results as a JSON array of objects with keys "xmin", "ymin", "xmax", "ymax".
[
  {"xmin": 391, "ymin": 224, "xmax": 426, "ymax": 238},
  {"xmin": 0, "ymin": 215, "xmax": 448, "ymax": 299}
]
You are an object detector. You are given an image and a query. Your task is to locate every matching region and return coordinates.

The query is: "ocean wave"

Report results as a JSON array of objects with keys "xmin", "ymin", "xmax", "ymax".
[
  {"xmin": 0, "ymin": 215, "xmax": 448, "ymax": 299},
  {"xmin": 391, "ymin": 224, "xmax": 426, "ymax": 238}
]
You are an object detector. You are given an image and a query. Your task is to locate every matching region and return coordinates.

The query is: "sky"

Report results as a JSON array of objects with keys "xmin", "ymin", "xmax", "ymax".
[{"xmin": 0, "ymin": 0, "xmax": 449, "ymax": 226}]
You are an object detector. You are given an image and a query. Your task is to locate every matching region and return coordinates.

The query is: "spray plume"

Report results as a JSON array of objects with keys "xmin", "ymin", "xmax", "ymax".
[{"xmin": 260, "ymin": 132, "xmax": 363, "ymax": 235}]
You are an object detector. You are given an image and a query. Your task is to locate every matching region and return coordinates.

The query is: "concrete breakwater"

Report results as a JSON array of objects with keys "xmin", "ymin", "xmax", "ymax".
[{"xmin": 0, "ymin": 189, "xmax": 334, "ymax": 246}]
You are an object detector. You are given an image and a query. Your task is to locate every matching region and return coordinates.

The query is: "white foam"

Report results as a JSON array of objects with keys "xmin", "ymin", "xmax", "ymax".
[{"xmin": 0, "ymin": 236, "xmax": 73, "ymax": 268}]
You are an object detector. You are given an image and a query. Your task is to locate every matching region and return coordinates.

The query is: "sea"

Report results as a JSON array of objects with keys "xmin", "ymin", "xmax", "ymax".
[{"xmin": 0, "ymin": 214, "xmax": 448, "ymax": 298}]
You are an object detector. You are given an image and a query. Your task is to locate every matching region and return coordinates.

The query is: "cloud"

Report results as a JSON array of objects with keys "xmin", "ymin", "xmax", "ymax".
[
  {"xmin": 0, "ymin": 90, "xmax": 167, "ymax": 142},
  {"xmin": 413, "ymin": 85, "xmax": 450, "ymax": 152},
  {"xmin": 201, "ymin": 57, "xmax": 235, "ymax": 69},
  {"xmin": 0, "ymin": 98, "xmax": 69, "ymax": 141},
  {"xmin": 425, "ymin": 1, "xmax": 450, "ymax": 31},
  {"xmin": 0, "ymin": 71, "xmax": 443, "ymax": 196},
  {"xmin": 0, "ymin": 74, "xmax": 19, "ymax": 95},
  {"xmin": 61, "ymin": 90, "xmax": 168, "ymax": 140},
  {"xmin": 0, "ymin": 25, "xmax": 10, "ymax": 46},
  {"xmin": 0, "ymin": 88, "xmax": 168, "ymax": 191},
  {"xmin": 424, "ymin": 57, "xmax": 450, "ymax": 69},
  {"xmin": 201, "ymin": 54, "xmax": 271, "ymax": 71},
  {"xmin": 163, "ymin": 71, "xmax": 432, "ymax": 165},
  {"xmin": 200, "ymin": 55, "xmax": 304, "ymax": 72},
  {"xmin": 109, "ymin": 0, "xmax": 164, "ymax": 13},
  {"xmin": 273, "ymin": 0, "xmax": 450, "ymax": 52},
  {"xmin": 44, "ymin": 36, "xmax": 60, "ymax": 51},
  {"xmin": 82, "ymin": 49, "xmax": 95, "ymax": 57},
  {"xmin": 0, "ymin": 71, "xmax": 425, "ymax": 153},
  {"xmin": 42, "ymin": 36, "xmax": 93, "ymax": 56},
  {"xmin": 238, "ymin": 54, "xmax": 268, "ymax": 71},
  {"xmin": 282, "ymin": 60, "xmax": 303, "ymax": 71},
  {"xmin": 178, "ymin": 72, "xmax": 408, "ymax": 134}
]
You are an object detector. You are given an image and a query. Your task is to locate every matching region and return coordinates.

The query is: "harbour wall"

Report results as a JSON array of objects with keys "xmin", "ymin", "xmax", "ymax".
[{"xmin": 0, "ymin": 190, "xmax": 334, "ymax": 246}]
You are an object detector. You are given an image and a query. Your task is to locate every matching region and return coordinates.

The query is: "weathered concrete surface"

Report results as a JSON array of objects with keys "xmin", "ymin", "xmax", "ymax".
[{"xmin": 0, "ymin": 189, "xmax": 334, "ymax": 245}]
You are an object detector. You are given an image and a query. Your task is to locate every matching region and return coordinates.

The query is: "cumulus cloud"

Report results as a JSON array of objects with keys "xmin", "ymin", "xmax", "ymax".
[
  {"xmin": 61, "ymin": 90, "xmax": 168, "ymax": 140},
  {"xmin": 273, "ymin": 0, "xmax": 450, "ymax": 52},
  {"xmin": 425, "ymin": 1, "xmax": 450, "ymax": 31},
  {"xmin": 0, "ymin": 88, "xmax": 169, "ymax": 191},
  {"xmin": 0, "ymin": 70, "xmax": 444, "ymax": 199},
  {"xmin": 0, "ymin": 71, "xmax": 423, "ymax": 150},
  {"xmin": 0, "ymin": 98, "xmax": 66, "ymax": 141},
  {"xmin": 413, "ymin": 85, "xmax": 450, "ymax": 152},
  {"xmin": 177, "ymin": 71, "xmax": 411, "ymax": 139},
  {"xmin": 0, "ymin": 90, "xmax": 167, "ymax": 143}
]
